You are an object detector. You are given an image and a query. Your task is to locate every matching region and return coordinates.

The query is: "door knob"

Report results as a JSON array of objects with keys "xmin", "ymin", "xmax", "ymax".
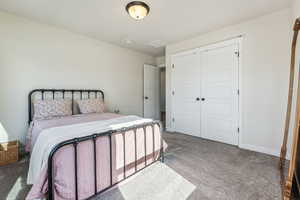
[
  {"xmin": 196, "ymin": 97, "xmax": 200, "ymax": 101},
  {"xmin": 201, "ymin": 98, "xmax": 205, "ymax": 101},
  {"xmin": 145, "ymin": 96, "xmax": 149, "ymax": 100}
]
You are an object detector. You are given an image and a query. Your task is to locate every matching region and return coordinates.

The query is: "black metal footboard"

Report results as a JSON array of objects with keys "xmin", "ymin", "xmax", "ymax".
[{"xmin": 47, "ymin": 120, "xmax": 164, "ymax": 200}]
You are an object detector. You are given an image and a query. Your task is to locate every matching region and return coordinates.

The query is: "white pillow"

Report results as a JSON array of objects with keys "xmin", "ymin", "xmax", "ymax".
[
  {"xmin": 33, "ymin": 99, "xmax": 72, "ymax": 120},
  {"xmin": 77, "ymin": 99, "xmax": 105, "ymax": 114}
]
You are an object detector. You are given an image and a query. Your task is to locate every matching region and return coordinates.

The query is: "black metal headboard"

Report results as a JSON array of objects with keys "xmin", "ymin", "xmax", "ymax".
[{"xmin": 28, "ymin": 89, "xmax": 104, "ymax": 123}]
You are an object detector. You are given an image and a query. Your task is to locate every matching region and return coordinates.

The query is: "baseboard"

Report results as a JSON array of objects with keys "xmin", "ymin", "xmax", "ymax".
[
  {"xmin": 165, "ymin": 129, "xmax": 291, "ymax": 160},
  {"xmin": 165, "ymin": 127, "xmax": 174, "ymax": 132},
  {"xmin": 239, "ymin": 143, "xmax": 291, "ymax": 160}
]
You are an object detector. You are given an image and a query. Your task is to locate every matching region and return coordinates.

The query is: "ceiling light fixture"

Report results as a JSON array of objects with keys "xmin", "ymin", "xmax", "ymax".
[{"xmin": 126, "ymin": 1, "xmax": 150, "ymax": 20}]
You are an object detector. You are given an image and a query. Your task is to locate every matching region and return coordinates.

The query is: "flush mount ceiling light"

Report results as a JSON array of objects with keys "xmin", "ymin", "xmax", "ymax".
[{"xmin": 126, "ymin": 1, "xmax": 150, "ymax": 20}]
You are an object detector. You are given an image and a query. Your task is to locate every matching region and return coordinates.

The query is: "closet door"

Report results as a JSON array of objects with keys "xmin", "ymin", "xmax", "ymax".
[
  {"xmin": 172, "ymin": 50, "xmax": 201, "ymax": 137},
  {"xmin": 200, "ymin": 44, "xmax": 239, "ymax": 145}
]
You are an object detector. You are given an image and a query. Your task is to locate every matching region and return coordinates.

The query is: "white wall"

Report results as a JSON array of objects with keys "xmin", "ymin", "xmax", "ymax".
[
  {"xmin": 155, "ymin": 56, "xmax": 166, "ymax": 112},
  {"xmin": 156, "ymin": 56, "xmax": 166, "ymax": 67},
  {"xmin": 0, "ymin": 11, "xmax": 155, "ymax": 144},
  {"xmin": 165, "ymin": 9, "xmax": 292, "ymax": 157},
  {"xmin": 292, "ymin": 0, "xmax": 300, "ymax": 20}
]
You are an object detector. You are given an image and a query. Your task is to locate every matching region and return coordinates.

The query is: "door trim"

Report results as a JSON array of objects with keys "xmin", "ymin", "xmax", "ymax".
[{"xmin": 170, "ymin": 37, "xmax": 243, "ymax": 146}]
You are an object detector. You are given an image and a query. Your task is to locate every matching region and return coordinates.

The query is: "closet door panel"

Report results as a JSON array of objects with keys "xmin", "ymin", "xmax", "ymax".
[
  {"xmin": 172, "ymin": 50, "xmax": 201, "ymax": 137},
  {"xmin": 200, "ymin": 44, "xmax": 239, "ymax": 145}
]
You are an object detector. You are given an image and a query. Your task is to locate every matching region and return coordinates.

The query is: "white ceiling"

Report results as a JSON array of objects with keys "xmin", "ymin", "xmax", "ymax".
[{"xmin": 0, "ymin": 0, "xmax": 292, "ymax": 56}]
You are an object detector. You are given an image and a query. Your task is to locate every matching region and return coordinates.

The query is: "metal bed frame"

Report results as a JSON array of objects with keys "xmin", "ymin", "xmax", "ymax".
[{"xmin": 28, "ymin": 89, "xmax": 164, "ymax": 200}]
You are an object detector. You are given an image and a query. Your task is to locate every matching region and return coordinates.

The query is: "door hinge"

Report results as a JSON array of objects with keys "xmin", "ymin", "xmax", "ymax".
[
  {"xmin": 235, "ymin": 51, "xmax": 240, "ymax": 57},
  {"xmin": 237, "ymin": 127, "xmax": 240, "ymax": 133},
  {"xmin": 172, "ymin": 64, "xmax": 175, "ymax": 69},
  {"xmin": 172, "ymin": 91, "xmax": 175, "ymax": 95},
  {"xmin": 172, "ymin": 118, "xmax": 175, "ymax": 122},
  {"xmin": 237, "ymin": 89, "xmax": 240, "ymax": 95}
]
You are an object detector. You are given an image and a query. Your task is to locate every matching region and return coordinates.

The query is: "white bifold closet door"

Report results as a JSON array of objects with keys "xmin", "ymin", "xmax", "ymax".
[
  {"xmin": 200, "ymin": 44, "xmax": 239, "ymax": 145},
  {"xmin": 172, "ymin": 50, "xmax": 201, "ymax": 137},
  {"xmin": 172, "ymin": 43, "xmax": 239, "ymax": 145}
]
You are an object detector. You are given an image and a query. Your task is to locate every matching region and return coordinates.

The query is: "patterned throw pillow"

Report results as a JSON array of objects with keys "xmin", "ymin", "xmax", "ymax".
[
  {"xmin": 33, "ymin": 99, "xmax": 72, "ymax": 120},
  {"xmin": 77, "ymin": 99, "xmax": 105, "ymax": 114}
]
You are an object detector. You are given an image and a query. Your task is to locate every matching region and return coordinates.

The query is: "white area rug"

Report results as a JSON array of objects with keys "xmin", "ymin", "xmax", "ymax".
[{"xmin": 91, "ymin": 162, "xmax": 196, "ymax": 200}]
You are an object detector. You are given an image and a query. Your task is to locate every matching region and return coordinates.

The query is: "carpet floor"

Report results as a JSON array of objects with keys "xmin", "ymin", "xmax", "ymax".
[{"xmin": 0, "ymin": 132, "xmax": 285, "ymax": 200}]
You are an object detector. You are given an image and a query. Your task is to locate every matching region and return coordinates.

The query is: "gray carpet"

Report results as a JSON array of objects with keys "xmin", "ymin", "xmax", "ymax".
[
  {"xmin": 0, "ymin": 156, "xmax": 30, "ymax": 200},
  {"xmin": 0, "ymin": 132, "xmax": 286, "ymax": 200}
]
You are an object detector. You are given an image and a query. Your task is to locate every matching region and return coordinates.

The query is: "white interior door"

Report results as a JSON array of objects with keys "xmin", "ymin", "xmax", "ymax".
[
  {"xmin": 200, "ymin": 44, "xmax": 239, "ymax": 145},
  {"xmin": 172, "ymin": 50, "xmax": 201, "ymax": 137},
  {"xmin": 144, "ymin": 64, "xmax": 160, "ymax": 120}
]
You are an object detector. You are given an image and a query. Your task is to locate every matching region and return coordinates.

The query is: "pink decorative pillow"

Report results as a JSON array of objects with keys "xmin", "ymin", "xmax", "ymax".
[
  {"xmin": 77, "ymin": 99, "xmax": 105, "ymax": 114},
  {"xmin": 33, "ymin": 99, "xmax": 72, "ymax": 120}
]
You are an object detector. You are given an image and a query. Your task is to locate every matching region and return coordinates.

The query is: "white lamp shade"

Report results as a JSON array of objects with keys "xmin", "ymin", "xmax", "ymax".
[{"xmin": 0, "ymin": 122, "xmax": 8, "ymax": 143}]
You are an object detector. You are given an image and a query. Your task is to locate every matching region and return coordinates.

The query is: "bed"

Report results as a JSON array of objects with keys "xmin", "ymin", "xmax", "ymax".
[{"xmin": 25, "ymin": 89, "xmax": 166, "ymax": 200}]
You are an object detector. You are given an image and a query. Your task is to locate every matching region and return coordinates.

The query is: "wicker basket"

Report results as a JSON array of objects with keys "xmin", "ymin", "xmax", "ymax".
[{"xmin": 0, "ymin": 141, "xmax": 19, "ymax": 166}]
